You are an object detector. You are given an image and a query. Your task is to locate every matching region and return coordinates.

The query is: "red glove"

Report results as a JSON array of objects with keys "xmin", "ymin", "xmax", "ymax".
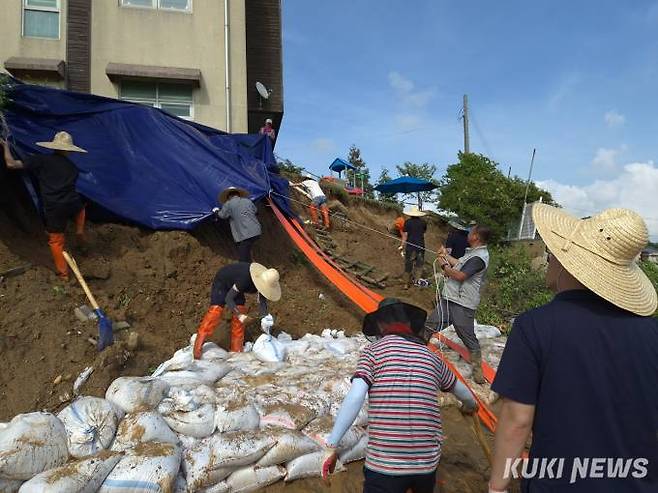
[{"xmin": 321, "ymin": 446, "xmax": 338, "ymax": 481}]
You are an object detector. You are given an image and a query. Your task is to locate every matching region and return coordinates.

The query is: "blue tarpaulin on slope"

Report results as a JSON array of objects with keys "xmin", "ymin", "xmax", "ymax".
[
  {"xmin": 374, "ymin": 176, "xmax": 438, "ymax": 194},
  {"xmin": 3, "ymin": 80, "xmax": 290, "ymax": 230}
]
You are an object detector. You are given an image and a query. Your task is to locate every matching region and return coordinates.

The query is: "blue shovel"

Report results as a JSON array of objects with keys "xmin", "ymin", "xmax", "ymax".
[{"xmin": 63, "ymin": 251, "xmax": 114, "ymax": 351}]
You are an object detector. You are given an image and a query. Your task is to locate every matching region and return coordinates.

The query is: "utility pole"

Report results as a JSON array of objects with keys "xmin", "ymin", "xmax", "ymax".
[
  {"xmin": 517, "ymin": 148, "xmax": 537, "ymax": 239},
  {"xmin": 463, "ymin": 94, "xmax": 470, "ymax": 154}
]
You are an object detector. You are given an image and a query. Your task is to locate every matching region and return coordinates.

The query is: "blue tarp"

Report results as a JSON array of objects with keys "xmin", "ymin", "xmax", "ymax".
[
  {"xmin": 374, "ymin": 176, "xmax": 438, "ymax": 194},
  {"xmin": 3, "ymin": 80, "xmax": 290, "ymax": 230}
]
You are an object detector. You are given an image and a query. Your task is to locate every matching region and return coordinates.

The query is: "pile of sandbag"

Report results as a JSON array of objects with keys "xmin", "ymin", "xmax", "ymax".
[{"xmin": 0, "ymin": 329, "xmax": 506, "ymax": 492}]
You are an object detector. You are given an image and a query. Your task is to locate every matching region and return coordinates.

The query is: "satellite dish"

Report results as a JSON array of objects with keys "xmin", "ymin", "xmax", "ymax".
[{"xmin": 256, "ymin": 81, "xmax": 271, "ymax": 100}]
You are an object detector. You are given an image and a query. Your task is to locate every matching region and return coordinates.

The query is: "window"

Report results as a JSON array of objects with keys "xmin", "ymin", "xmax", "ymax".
[
  {"xmin": 120, "ymin": 81, "xmax": 194, "ymax": 120},
  {"xmin": 120, "ymin": 0, "xmax": 192, "ymax": 12},
  {"xmin": 23, "ymin": 0, "xmax": 60, "ymax": 39}
]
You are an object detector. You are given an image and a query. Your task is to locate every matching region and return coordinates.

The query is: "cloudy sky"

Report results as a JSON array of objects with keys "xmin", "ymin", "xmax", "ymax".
[{"xmin": 276, "ymin": 0, "xmax": 658, "ymax": 239}]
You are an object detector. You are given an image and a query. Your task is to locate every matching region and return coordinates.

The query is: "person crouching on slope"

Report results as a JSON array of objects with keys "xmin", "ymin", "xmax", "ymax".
[
  {"xmin": 194, "ymin": 262, "xmax": 281, "ymax": 358},
  {"xmin": 321, "ymin": 298, "xmax": 478, "ymax": 493}
]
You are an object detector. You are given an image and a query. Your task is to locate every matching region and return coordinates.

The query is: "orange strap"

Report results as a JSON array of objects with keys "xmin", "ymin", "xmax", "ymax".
[{"xmin": 433, "ymin": 333, "xmax": 497, "ymax": 384}]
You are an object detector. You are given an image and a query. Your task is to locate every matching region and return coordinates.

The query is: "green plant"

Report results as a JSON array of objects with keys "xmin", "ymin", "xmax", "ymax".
[
  {"xmin": 320, "ymin": 180, "xmax": 349, "ymax": 204},
  {"xmin": 639, "ymin": 261, "xmax": 658, "ymax": 317}
]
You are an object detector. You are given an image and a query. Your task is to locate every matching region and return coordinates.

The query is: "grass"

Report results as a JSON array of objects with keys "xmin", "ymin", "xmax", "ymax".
[{"xmin": 639, "ymin": 261, "xmax": 658, "ymax": 318}]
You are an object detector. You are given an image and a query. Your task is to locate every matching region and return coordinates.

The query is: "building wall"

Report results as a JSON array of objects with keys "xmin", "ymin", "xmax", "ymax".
[{"xmin": 91, "ymin": 0, "xmax": 247, "ymax": 132}]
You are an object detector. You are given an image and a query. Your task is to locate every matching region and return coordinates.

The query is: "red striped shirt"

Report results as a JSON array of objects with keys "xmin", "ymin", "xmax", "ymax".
[{"xmin": 353, "ymin": 335, "xmax": 456, "ymax": 475}]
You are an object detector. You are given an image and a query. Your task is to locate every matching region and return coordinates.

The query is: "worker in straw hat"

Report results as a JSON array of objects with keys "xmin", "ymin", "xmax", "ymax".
[
  {"xmin": 193, "ymin": 261, "xmax": 281, "ymax": 358},
  {"xmin": 488, "ymin": 205, "xmax": 658, "ymax": 493},
  {"xmin": 321, "ymin": 297, "xmax": 478, "ymax": 491},
  {"xmin": 401, "ymin": 205, "xmax": 428, "ymax": 289},
  {"xmin": 2, "ymin": 131, "xmax": 88, "ymax": 280},
  {"xmin": 291, "ymin": 173, "xmax": 331, "ymax": 229},
  {"xmin": 215, "ymin": 186, "xmax": 262, "ymax": 262}
]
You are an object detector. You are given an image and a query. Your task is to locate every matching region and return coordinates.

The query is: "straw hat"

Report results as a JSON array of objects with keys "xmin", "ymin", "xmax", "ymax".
[
  {"xmin": 403, "ymin": 206, "xmax": 427, "ymax": 217},
  {"xmin": 533, "ymin": 203, "xmax": 657, "ymax": 316},
  {"xmin": 218, "ymin": 186, "xmax": 249, "ymax": 204},
  {"xmin": 448, "ymin": 220, "xmax": 468, "ymax": 231},
  {"xmin": 36, "ymin": 131, "xmax": 87, "ymax": 153},
  {"xmin": 362, "ymin": 298, "xmax": 427, "ymax": 338},
  {"xmin": 249, "ymin": 263, "xmax": 281, "ymax": 302}
]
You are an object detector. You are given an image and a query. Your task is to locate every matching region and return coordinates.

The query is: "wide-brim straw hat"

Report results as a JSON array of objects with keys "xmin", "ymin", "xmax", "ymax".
[
  {"xmin": 448, "ymin": 219, "xmax": 468, "ymax": 231},
  {"xmin": 403, "ymin": 206, "xmax": 427, "ymax": 217},
  {"xmin": 362, "ymin": 298, "xmax": 427, "ymax": 337},
  {"xmin": 250, "ymin": 263, "xmax": 281, "ymax": 302},
  {"xmin": 218, "ymin": 186, "xmax": 249, "ymax": 204},
  {"xmin": 36, "ymin": 131, "xmax": 87, "ymax": 153},
  {"xmin": 533, "ymin": 203, "xmax": 657, "ymax": 316}
]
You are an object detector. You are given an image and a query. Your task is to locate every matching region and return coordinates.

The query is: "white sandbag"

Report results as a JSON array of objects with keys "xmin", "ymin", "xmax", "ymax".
[
  {"xmin": 215, "ymin": 401, "xmax": 260, "ymax": 433},
  {"xmin": 154, "ymin": 341, "xmax": 228, "ymax": 378},
  {"xmin": 183, "ymin": 431, "xmax": 275, "ymax": 491},
  {"xmin": 339, "ymin": 432, "xmax": 367, "ymax": 463},
  {"xmin": 19, "ymin": 452, "xmax": 122, "ymax": 493},
  {"xmin": 256, "ymin": 431, "xmax": 320, "ymax": 467},
  {"xmin": 0, "ymin": 412, "xmax": 68, "ymax": 480},
  {"xmin": 302, "ymin": 416, "xmax": 362, "ymax": 453},
  {"xmin": 474, "ymin": 323, "xmax": 502, "ymax": 339},
  {"xmin": 252, "ymin": 334, "xmax": 287, "ymax": 363},
  {"xmin": 0, "ymin": 479, "xmax": 23, "ymax": 493},
  {"xmin": 111, "ymin": 412, "xmax": 179, "ymax": 452},
  {"xmin": 99, "ymin": 442, "xmax": 181, "ymax": 493},
  {"xmin": 105, "ymin": 377, "xmax": 169, "ymax": 414},
  {"xmin": 225, "ymin": 465, "xmax": 286, "ymax": 493},
  {"xmin": 173, "ymin": 474, "xmax": 188, "ymax": 493},
  {"xmin": 157, "ymin": 360, "xmax": 232, "ymax": 387},
  {"xmin": 258, "ymin": 402, "xmax": 315, "ymax": 430},
  {"xmin": 285, "ymin": 451, "xmax": 345, "ymax": 481},
  {"xmin": 57, "ymin": 397, "xmax": 122, "ymax": 458},
  {"xmin": 158, "ymin": 388, "xmax": 215, "ymax": 438}
]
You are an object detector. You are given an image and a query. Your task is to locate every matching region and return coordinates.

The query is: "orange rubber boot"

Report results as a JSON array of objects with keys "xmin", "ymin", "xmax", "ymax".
[
  {"xmin": 74, "ymin": 206, "xmax": 86, "ymax": 236},
  {"xmin": 47, "ymin": 233, "xmax": 68, "ymax": 280},
  {"xmin": 230, "ymin": 305, "xmax": 247, "ymax": 352},
  {"xmin": 308, "ymin": 205, "xmax": 320, "ymax": 226},
  {"xmin": 321, "ymin": 205, "xmax": 331, "ymax": 229},
  {"xmin": 193, "ymin": 305, "xmax": 223, "ymax": 359}
]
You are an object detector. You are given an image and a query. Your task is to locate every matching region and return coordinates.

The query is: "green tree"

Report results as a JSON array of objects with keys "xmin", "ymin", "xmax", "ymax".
[
  {"xmin": 395, "ymin": 161, "xmax": 438, "ymax": 209},
  {"xmin": 347, "ymin": 145, "xmax": 374, "ymax": 198},
  {"xmin": 376, "ymin": 167, "xmax": 399, "ymax": 205},
  {"xmin": 438, "ymin": 152, "xmax": 554, "ymax": 242}
]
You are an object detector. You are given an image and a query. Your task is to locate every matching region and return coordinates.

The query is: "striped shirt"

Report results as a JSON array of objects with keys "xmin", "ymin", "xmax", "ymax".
[{"xmin": 353, "ymin": 335, "xmax": 457, "ymax": 475}]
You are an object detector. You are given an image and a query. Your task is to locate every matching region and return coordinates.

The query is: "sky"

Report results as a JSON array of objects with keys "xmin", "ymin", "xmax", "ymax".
[{"xmin": 276, "ymin": 0, "xmax": 658, "ymax": 239}]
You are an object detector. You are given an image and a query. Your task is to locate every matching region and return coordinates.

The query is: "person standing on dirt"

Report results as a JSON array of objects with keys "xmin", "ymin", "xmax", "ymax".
[
  {"xmin": 488, "ymin": 205, "xmax": 658, "ymax": 493},
  {"xmin": 292, "ymin": 174, "xmax": 330, "ymax": 229},
  {"xmin": 259, "ymin": 118, "xmax": 276, "ymax": 141},
  {"xmin": 216, "ymin": 186, "xmax": 262, "ymax": 262},
  {"xmin": 193, "ymin": 261, "xmax": 281, "ymax": 358},
  {"xmin": 401, "ymin": 206, "xmax": 428, "ymax": 289},
  {"xmin": 2, "ymin": 132, "xmax": 87, "ymax": 281},
  {"xmin": 321, "ymin": 298, "xmax": 478, "ymax": 492},
  {"xmin": 430, "ymin": 224, "xmax": 491, "ymax": 384}
]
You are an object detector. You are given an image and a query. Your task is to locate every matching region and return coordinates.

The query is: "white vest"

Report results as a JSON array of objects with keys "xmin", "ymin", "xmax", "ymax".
[{"xmin": 442, "ymin": 245, "xmax": 490, "ymax": 310}]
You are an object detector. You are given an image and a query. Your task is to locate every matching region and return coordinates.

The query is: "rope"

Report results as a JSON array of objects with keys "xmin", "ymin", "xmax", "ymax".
[{"xmin": 270, "ymin": 189, "xmax": 441, "ymax": 256}]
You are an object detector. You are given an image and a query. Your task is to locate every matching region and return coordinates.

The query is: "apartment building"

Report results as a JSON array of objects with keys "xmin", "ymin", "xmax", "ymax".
[{"xmin": 0, "ymin": 0, "xmax": 283, "ymax": 134}]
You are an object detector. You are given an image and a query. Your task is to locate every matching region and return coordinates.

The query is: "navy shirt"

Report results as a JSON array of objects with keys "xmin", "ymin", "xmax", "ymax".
[
  {"xmin": 446, "ymin": 230, "xmax": 469, "ymax": 258},
  {"xmin": 24, "ymin": 154, "xmax": 80, "ymax": 210},
  {"xmin": 403, "ymin": 217, "xmax": 427, "ymax": 249},
  {"xmin": 492, "ymin": 290, "xmax": 658, "ymax": 492}
]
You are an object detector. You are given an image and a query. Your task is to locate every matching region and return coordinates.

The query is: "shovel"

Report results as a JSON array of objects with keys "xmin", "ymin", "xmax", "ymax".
[{"xmin": 63, "ymin": 251, "xmax": 114, "ymax": 351}]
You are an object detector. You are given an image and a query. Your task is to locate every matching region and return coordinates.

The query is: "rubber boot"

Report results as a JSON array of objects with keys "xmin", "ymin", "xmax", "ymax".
[
  {"xmin": 470, "ymin": 350, "xmax": 486, "ymax": 384},
  {"xmin": 403, "ymin": 272, "xmax": 413, "ymax": 290},
  {"xmin": 230, "ymin": 305, "xmax": 248, "ymax": 352},
  {"xmin": 321, "ymin": 205, "xmax": 331, "ymax": 229},
  {"xmin": 193, "ymin": 305, "xmax": 223, "ymax": 359},
  {"xmin": 308, "ymin": 205, "xmax": 320, "ymax": 226},
  {"xmin": 47, "ymin": 233, "xmax": 69, "ymax": 280}
]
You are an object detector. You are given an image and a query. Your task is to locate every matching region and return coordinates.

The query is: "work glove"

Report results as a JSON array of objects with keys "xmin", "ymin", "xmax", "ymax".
[
  {"xmin": 237, "ymin": 314, "xmax": 248, "ymax": 324},
  {"xmin": 488, "ymin": 485, "xmax": 509, "ymax": 493},
  {"xmin": 460, "ymin": 397, "xmax": 479, "ymax": 416},
  {"xmin": 260, "ymin": 314, "xmax": 275, "ymax": 334},
  {"xmin": 320, "ymin": 445, "xmax": 338, "ymax": 481}
]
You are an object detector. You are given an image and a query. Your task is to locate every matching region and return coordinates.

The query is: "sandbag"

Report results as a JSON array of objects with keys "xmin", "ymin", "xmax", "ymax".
[
  {"xmin": 183, "ymin": 431, "xmax": 275, "ymax": 491},
  {"xmin": 285, "ymin": 451, "xmax": 345, "ymax": 481},
  {"xmin": 258, "ymin": 403, "xmax": 315, "ymax": 431},
  {"xmin": 153, "ymin": 342, "xmax": 228, "ymax": 378},
  {"xmin": 0, "ymin": 479, "xmax": 23, "ymax": 493},
  {"xmin": 157, "ymin": 360, "xmax": 232, "ymax": 387},
  {"xmin": 339, "ymin": 432, "xmax": 367, "ymax": 463},
  {"xmin": 19, "ymin": 452, "xmax": 122, "ymax": 493},
  {"xmin": 252, "ymin": 334, "xmax": 287, "ymax": 363},
  {"xmin": 111, "ymin": 412, "xmax": 179, "ymax": 452},
  {"xmin": 57, "ymin": 397, "xmax": 122, "ymax": 458},
  {"xmin": 0, "ymin": 412, "xmax": 68, "ymax": 480},
  {"xmin": 158, "ymin": 388, "xmax": 215, "ymax": 438},
  {"xmin": 303, "ymin": 416, "xmax": 362, "ymax": 453},
  {"xmin": 225, "ymin": 465, "xmax": 286, "ymax": 493},
  {"xmin": 98, "ymin": 442, "xmax": 181, "ymax": 493},
  {"xmin": 256, "ymin": 431, "xmax": 320, "ymax": 467},
  {"xmin": 105, "ymin": 377, "xmax": 169, "ymax": 414},
  {"xmin": 215, "ymin": 401, "xmax": 260, "ymax": 433}
]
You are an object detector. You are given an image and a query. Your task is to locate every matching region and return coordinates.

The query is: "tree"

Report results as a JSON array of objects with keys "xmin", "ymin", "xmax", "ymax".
[
  {"xmin": 275, "ymin": 156, "xmax": 304, "ymax": 177},
  {"xmin": 395, "ymin": 161, "xmax": 439, "ymax": 209},
  {"xmin": 376, "ymin": 167, "xmax": 400, "ymax": 205},
  {"xmin": 347, "ymin": 144, "xmax": 374, "ymax": 198},
  {"xmin": 438, "ymin": 152, "xmax": 555, "ymax": 242}
]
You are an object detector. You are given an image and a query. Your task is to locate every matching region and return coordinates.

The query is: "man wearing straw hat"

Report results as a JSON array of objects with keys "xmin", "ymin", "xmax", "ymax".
[
  {"xmin": 193, "ymin": 261, "xmax": 281, "ymax": 358},
  {"xmin": 401, "ymin": 205, "xmax": 428, "ymax": 289},
  {"xmin": 320, "ymin": 298, "xmax": 478, "ymax": 492},
  {"xmin": 216, "ymin": 186, "xmax": 262, "ymax": 262},
  {"xmin": 488, "ymin": 205, "xmax": 658, "ymax": 493},
  {"xmin": 2, "ymin": 131, "xmax": 87, "ymax": 280}
]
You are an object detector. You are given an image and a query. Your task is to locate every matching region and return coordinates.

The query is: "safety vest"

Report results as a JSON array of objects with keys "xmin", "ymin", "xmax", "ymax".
[{"xmin": 442, "ymin": 245, "xmax": 490, "ymax": 310}]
